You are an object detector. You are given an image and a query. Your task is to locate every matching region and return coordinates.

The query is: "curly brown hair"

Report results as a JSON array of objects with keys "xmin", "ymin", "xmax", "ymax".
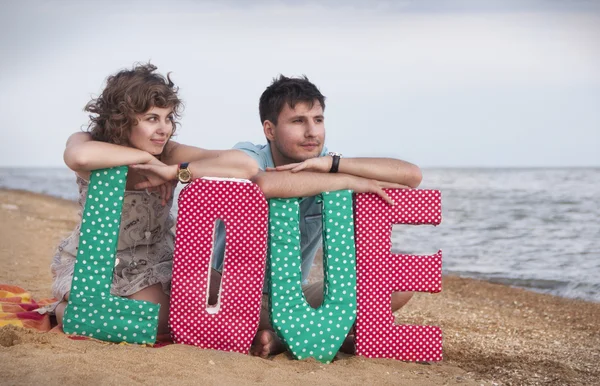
[{"xmin": 84, "ymin": 63, "xmax": 183, "ymax": 147}]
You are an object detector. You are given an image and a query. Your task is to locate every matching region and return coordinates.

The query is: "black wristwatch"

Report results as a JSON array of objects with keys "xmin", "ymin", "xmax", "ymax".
[{"xmin": 327, "ymin": 152, "xmax": 342, "ymax": 173}]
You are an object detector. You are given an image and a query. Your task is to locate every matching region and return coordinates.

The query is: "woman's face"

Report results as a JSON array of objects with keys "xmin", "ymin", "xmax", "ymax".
[{"xmin": 128, "ymin": 106, "xmax": 174, "ymax": 155}]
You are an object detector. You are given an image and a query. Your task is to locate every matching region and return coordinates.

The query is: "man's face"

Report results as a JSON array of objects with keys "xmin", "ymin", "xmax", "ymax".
[{"xmin": 265, "ymin": 100, "xmax": 325, "ymax": 166}]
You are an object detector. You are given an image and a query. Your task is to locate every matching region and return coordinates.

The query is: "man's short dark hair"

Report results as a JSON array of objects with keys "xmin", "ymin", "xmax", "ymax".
[{"xmin": 259, "ymin": 75, "xmax": 326, "ymax": 125}]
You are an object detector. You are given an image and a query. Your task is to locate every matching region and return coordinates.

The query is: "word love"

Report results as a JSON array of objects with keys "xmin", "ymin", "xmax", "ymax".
[{"xmin": 64, "ymin": 167, "xmax": 443, "ymax": 364}]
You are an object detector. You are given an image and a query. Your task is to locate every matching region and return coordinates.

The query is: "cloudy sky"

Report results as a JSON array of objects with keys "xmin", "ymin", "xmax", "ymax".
[{"xmin": 1, "ymin": 0, "xmax": 598, "ymax": 167}]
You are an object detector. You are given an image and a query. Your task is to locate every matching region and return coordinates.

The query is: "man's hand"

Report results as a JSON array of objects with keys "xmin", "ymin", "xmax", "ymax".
[
  {"xmin": 129, "ymin": 162, "xmax": 178, "ymax": 206},
  {"xmin": 266, "ymin": 156, "xmax": 332, "ymax": 173},
  {"xmin": 346, "ymin": 175, "xmax": 410, "ymax": 206}
]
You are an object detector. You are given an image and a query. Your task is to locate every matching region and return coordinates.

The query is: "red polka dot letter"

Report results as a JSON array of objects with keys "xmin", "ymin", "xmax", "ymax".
[
  {"xmin": 354, "ymin": 189, "xmax": 443, "ymax": 361},
  {"xmin": 170, "ymin": 178, "xmax": 269, "ymax": 353}
]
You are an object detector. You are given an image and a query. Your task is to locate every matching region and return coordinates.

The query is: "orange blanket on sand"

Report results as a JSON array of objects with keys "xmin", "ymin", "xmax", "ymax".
[{"xmin": 0, "ymin": 284, "xmax": 56, "ymax": 332}]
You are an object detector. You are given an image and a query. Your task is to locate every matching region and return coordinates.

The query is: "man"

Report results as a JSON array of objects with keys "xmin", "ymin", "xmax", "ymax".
[{"xmin": 210, "ymin": 75, "xmax": 423, "ymax": 357}]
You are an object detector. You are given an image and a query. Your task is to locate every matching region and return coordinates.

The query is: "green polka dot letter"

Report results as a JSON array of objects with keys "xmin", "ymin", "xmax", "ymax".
[
  {"xmin": 268, "ymin": 190, "xmax": 356, "ymax": 363},
  {"xmin": 62, "ymin": 166, "xmax": 160, "ymax": 344}
]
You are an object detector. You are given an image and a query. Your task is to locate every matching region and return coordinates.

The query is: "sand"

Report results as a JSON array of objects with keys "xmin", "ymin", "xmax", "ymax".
[{"xmin": 1, "ymin": 189, "xmax": 599, "ymax": 385}]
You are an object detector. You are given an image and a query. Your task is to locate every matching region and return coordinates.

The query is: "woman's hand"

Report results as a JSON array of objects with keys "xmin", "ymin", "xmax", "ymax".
[{"xmin": 129, "ymin": 163, "xmax": 178, "ymax": 205}]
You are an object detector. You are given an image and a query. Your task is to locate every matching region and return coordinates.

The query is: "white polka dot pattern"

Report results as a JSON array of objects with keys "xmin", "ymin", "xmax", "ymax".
[
  {"xmin": 170, "ymin": 178, "xmax": 268, "ymax": 353},
  {"xmin": 268, "ymin": 190, "xmax": 357, "ymax": 364},
  {"xmin": 354, "ymin": 189, "xmax": 443, "ymax": 361},
  {"xmin": 62, "ymin": 166, "xmax": 160, "ymax": 345}
]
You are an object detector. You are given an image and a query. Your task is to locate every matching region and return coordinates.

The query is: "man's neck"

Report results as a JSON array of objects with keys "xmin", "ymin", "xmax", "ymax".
[{"xmin": 269, "ymin": 144, "xmax": 295, "ymax": 168}]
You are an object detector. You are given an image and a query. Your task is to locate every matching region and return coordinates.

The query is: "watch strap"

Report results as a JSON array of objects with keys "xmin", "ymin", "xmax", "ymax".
[{"xmin": 329, "ymin": 155, "xmax": 340, "ymax": 173}]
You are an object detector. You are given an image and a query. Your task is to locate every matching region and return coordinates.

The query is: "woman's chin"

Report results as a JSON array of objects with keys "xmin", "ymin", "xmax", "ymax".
[{"xmin": 148, "ymin": 146, "xmax": 165, "ymax": 156}]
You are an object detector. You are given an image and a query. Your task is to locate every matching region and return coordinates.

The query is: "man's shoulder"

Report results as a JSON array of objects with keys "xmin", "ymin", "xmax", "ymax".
[
  {"xmin": 233, "ymin": 141, "xmax": 268, "ymax": 152},
  {"xmin": 233, "ymin": 142, "xmax": 272, "ymax": 169}
]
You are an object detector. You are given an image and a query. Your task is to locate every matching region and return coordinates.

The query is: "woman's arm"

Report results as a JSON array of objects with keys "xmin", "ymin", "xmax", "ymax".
[
  {"xmin": 162, "ymin": 141, "xmax": 229, "ymax": 164},
  {"xmin": 63, "ymin": 132, "xmax": 156, "ymax": 178},
  {"xmin": 129, "ymin": 142, "xmax": 259, "ymax": 189},
  {"xmin": 161, "ymin": 141, "xmax": 259, "ymax": 179}
]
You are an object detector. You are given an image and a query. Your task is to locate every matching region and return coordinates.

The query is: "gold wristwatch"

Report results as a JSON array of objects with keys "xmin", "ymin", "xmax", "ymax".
[{"xmin": 177, "ymin": 162, "xmax": 192, "ymax": 184}]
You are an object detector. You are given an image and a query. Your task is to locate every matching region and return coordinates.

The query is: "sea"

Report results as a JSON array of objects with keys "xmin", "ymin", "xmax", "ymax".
[{"xmin": 1, "ymin": 167, "xmax": 599, "ymax": 303}]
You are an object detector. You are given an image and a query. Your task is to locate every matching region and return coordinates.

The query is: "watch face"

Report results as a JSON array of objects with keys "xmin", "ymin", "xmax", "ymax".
[{"xmin": 178, "ymin": 169, "xmax": 192, "ymax": 183}]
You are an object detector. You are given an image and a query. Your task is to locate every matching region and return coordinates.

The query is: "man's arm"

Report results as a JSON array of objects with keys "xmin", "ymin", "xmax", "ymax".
[
  {"xmin": 252, "ymin": 171, "xmax": 410, "ymax": 205},
  {"xmin": 269, "ymin": 156, "xmax": 422, "ymax": 188},
  {"xmin": 337, "ymin": 157, "xmax": 422, "ymax": 188},
  {"xmin": 231, "ymin": 142, "xmax": 417, "ymax": 204}
]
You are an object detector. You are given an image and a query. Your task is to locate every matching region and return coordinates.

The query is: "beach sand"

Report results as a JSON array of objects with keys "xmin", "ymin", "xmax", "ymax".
[{"xmin": 1, "ymin": 189, "xmax": 599, "ymax": 385}]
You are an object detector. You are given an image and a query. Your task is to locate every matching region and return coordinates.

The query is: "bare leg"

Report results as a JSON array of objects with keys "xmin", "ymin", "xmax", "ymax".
[
  {"xmin": 127, "ymin": 283, "xmax": 170, "ymax": 335},
  {"xmin": 52, "ymin": 291, "xmax": 70, "ymax": 332},
  {"xmin": 391, "ymin": 291, "xmax": 414, "ymax": 312},
  {"xmin": 53, "ymin": 301, "xmax": 67, "ymax": 329},
  {"xmin": 303, "ymin": 281, "xmax": 324, "ymax": 309}
]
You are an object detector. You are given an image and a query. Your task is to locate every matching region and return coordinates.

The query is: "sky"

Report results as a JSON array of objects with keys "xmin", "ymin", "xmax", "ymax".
[{"xmin": 0, "ymin": 0, "xmax": 599, "ymax": 167}]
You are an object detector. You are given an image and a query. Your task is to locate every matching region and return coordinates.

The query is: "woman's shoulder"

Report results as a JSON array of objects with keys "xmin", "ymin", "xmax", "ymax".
[{"xmin": 160, "ymin": 141, "xmax": 180, "ymax": 165}]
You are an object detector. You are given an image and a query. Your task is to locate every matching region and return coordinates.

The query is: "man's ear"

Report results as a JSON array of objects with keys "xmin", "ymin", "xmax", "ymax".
[{"xmin": 263, "ymin": 120, "xmax": 276, "ymax": 142}]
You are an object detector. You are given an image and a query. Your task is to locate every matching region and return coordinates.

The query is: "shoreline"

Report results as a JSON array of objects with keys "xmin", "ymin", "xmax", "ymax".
[{"xmin": 1, "ymin": 188, "xmax": 599, "ymax": 385}]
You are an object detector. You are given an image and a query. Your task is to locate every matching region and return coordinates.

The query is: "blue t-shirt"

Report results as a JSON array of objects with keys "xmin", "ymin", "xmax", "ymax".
[{"xmin": 211, "ymin": 142, "xmax": 328, "ymax": 291}]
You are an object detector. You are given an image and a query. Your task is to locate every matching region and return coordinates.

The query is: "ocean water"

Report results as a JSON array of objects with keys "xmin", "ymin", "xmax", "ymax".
[{"xmin": 1, "ymin": 167, "xmax": 599, "ymax": 302}]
